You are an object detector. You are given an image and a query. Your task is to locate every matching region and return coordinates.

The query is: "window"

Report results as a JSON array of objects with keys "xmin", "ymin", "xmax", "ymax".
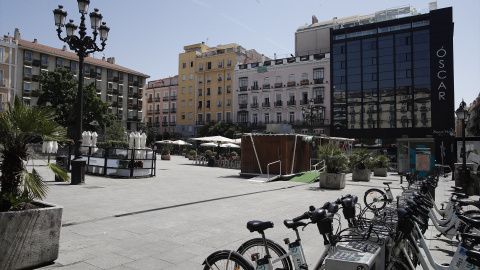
[
  {"xmin": 188, "ymin": 112, "xmax": 192, "ymax": 119},
  {"xmin": 206, "ymin": 113, "xmax": 211, "ymax": 122},
  {"xmin": 96, "ymin": 67, "xmax": 102, "ymax": 76},
  {"xmin": 276, "ymin": 113, "xmax": 282, "ymax": 123},
  {"xmin": 207, "ymin": 88, "xmax": 211, "ymax": 96},
  {"xmin": 313, "ymin": 68, "xmax": 324, "ymax": 82},
  {"xmin": 182, "ymin": 62, "xmax": 186, "ymax": 68},
  {"xmin": 289, "ymin": 112, "xmax": 295, "ymax": 123},
  {"xmin": 189, "ymin": 86, "xmax": 193, "ymax": 93},
  {"xmin": 189, "ymin": 99, "xmax": 192, "ymax": 106},
  {"xmin": 0, "ymin": 70, "xmax": 3, "ymax": 86},
  {"xmin": 217, "ymin": 112, "xmax": 222, "ymax": 121},
  {"xmin": 217, "ymin": 100, "xmax": 222, "ymax": 107},
  {"xmin": 163, "ymin": 91, "xmax": 169, "ymax": 98},
  {"xmin": 207, "ymin": 62, "xmax": 211, "ymax": 69},
  {"xmin": 71, "ymin": 62, "xmax": 77, "ymax": 72},
  {"xmin": 190, "ymin": 61, "xmax": 193, "ymax": 68},
  {"xmin": 0, "ymin": 48, "xmax": 4, "ymax": 63},
  {"xmin": 217, "ymin": 86, "xmax": 222, "ymax": 95},
  {"xmin": 182, "ymin": 87, "xmax": 186, "ymax": 94},
  {"xmin": 24, "ymin": 51, "xmax": 32, "ymax": 62},
  {"xmin": 226, "ymin": 99, "xmax": 231, "ymax": 107},
  {"xmin": 181, "ymin": 100, "xmax": 185, "ymax": 107},
  {"xmin": 84, "ymin": 64, "xmax": 90, "ymax": 73},
  {"xmin": 217, "ymin": 73, "xmax": 223, "ymax": 81},
  {"xmin": 226, "ymin": 85, "xmax": 231, "ymax": 93},
  {"xmin": 199, "ymin": 89, "xmax": 203, "ymax": 96},
  {"xmin": 56, "ymin": 58, "xmax": 64, "ymax": 68},
  {"xmin": 276, "ymin": 76, "xmax": 282, "ymax": 84},
  {"xmin": 199, "ymin": 76, "xmax": 203, "ymax": 83},
  {"xmin": 24, "ymin": 82, "xmax": 31, "ymax": 91},
  {"xmin": 302, "ymin": 73, "xmax": 308, "ymax": 81},
  {"xmin": 227, "ymin": 59, "xmax": 232, "ymax": 66},
  {"xmin": 198, "ymin": 101, "xmax": 203, "ymax": 108},
  {"xmin": 239, "ymin": 77, "xmax": 248, "ymax": 91},
  {"xmin": 199, "ymin": 63, "xmax": 204, "ymax": 71},
  {"xmin": 253, "ymin": 114, "xmax": 258, "ymax": 123},
  {"xmin": 182, "ymin": 74, "xmax": 186, "ymax": 81},
  {"xmin": 239, "ymin": 94, "xmax": 248, "ymax": 105},
  {"xmin": 41, "ymin": 54, "xmax": 48, "ymax": 66},
  {"xmin": 206, "ymin": 100, "xmax": 210, "ymax": 108},
  {"xmin": 288, "ymin": 74, "xmax": 295, "ymax": 83},
  {"xmin": 24, "ymin": 66, "xmax": 32, "ymax": 78},
  {"xmin": 181, "ymin": 113, "xmax": 185, "ymax": 120},
  {"xmin": 226, "ymin": 112, "xmax": 232, "ymax": 122},
  {"xmin": 189, "ymin": 73, "xmax": 193, "ymax": 80},
  {"xmin": 263, "ymin": 77, "xmax": 270, "ymax": 88},
  {"xmin": 264, "ymin": 113, "xmax": 270, "ymax": 124},
  {"xmin": 218, "ymin": 60, "xmax": 223, "ymax": 68},
  {"xmin": 227, "ymin": 72, "xmax": 231, "ymax": 81}
]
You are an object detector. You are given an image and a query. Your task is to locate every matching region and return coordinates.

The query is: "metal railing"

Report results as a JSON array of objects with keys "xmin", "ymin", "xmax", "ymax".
[
  {"xmin": 310, "ymin": 158, "xmax": 325, "ymax": 183},
  {"xmin": 267, "ymin": 160, "xmax": 281, "ymax": 182}
]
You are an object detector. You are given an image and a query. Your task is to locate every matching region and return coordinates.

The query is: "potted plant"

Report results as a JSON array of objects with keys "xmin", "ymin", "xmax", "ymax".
[
  {"xmin": 373, "ymin": 155, "xmax": 390, "ymax": 177},
  {"xmin": 349, "ymin": 148, "xmax": 373, "ymax": 181},
  {"xmin": 161, "ymin": 146, "xmax": 171, "ymax": 160},
  {"xmin": 0, "ymin": 97, "xmax": 70, "ymax": 269},
  {"xmin": 189, "ymin": 150, "xmax": 197, "ymax": 160},
  {"xmin": 231, "ymin": 151, "xmax": 238, "ymax": 157},
  {"xmin": 182, "ymin": 148, "xmax": 188, "ymax": 158},
  {"xmin": 205, "ymin": 150, "xmax": 213, "ymax": 158},
  {"xmin": 317, "ymin": 144, "xmax": 348, "ymax": 189}
]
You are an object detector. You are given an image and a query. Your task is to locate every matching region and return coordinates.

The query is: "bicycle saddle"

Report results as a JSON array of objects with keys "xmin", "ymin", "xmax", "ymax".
[
  {"xmin": 247, "ymin": 220, "xmax": 274, "ymax": 233},
  {"xmin": 460, "ymin": 233, "xmax": 480, "ymax": 246},
  {"xmin": 458, "ymin": 215, "xmax": 480, "ymax": 228},
  {"xmin": 283, "ymin": 219, "xmax": 307, "ymax": 230}
]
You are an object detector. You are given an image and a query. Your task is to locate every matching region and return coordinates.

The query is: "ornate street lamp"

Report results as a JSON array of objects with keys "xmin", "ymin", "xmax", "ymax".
[
  {"xmin": 301, "ymin": 98, "xmax": 322, "ymax": 129},
  {"xmin": 53, "ymin": 1, "xmax": 109, "ymax": 185},
  {"xmin": 455, "ymin": 100, "xmax": 470, "ymax": 194}
]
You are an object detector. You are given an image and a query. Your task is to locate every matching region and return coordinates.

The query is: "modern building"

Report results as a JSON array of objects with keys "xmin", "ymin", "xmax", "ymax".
[
  {"xmin": 145, "ymin": 76, "xmax": 178, "ymax": 137},
  {"xmin": 8, "ymin": 28, "xmax": 149, "ymax": 132},
  {"xmin": 0, "ymin": 34, "xmax": 18, "ymax": 111},
  {"xmin": 177, "ymin": 42, "xmax": 263, "ymax": 138},
  {"xmin": 297, "ymin": 5, "xmax": 455, "ymax": 166},
  {"xmin": 234, "ymin": 53, "xmax": 330, "ymax": 135}
]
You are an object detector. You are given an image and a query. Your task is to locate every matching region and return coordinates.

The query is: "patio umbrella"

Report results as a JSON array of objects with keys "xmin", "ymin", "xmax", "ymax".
[
  {"xmin": 155, "ymin": 140, "xmax": 173, "ymax": 144},
  {"xmin": 220, "ymin": 143, "xmax": 240, "ymax": 148},
  {"xmin": 190, "ymin": 136, "xmax": 234, "ymax": 143},
  {"xmin": 232, "ymin": 138, "xmax": 241, "ymax": 145},
  {"xmin": 200, "ymin": 142, "xmax": 217, "ymax": 147},
  {"xmin": 171, "ymin": 140, "xmax": 192, "ymax": 146}
]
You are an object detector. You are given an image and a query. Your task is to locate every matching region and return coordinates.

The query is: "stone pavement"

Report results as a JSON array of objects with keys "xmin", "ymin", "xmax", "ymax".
[{"xmin": 29, "ymin": 155, "xmax": 457, "ymax": 269}]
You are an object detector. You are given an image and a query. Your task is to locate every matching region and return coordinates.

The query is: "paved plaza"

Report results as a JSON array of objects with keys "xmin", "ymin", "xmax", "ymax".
[{"xmin": 30, "ymin": 155, "xmax": 457, "ymax": 269}]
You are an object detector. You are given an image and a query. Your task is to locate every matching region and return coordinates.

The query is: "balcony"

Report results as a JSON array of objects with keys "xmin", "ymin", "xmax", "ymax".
[
  {"xmin": 263, "ymin": 84, "xmax": 270, "ymax": 89},
  {"xmin": 169, "ymin": 121, "xmax": 177, "ymax": 126},
  {"xmin": 112, "ymin": 102, "xmax": 118, "ymax": 107},
  {"xmin": 147, "ymin": 109, "xmax": 153, "ymax": 115},
  {"xmin": 196, "ymin": 120, "xmax": 204, "ymax": 125},
  {"xmin": 155, "ymin": 122, "xmax": 160, "ymax": 127},
  {"xmin": 155, "ymin": 97, "xmax": 161, "ymax": 102},
  {"xmin": 287, "ymin": 81, "xmax": 296, "ymax": 87},
  {"xmin": 128, "ymin": 92, "xmax": 133, "ymax": 98},
  {"xmin": 287, "ymin": 100, "xmax": 296, "ymax": 106},
  {"xmin": 275, "ymin": 101, "xmax": 283, "ymax": 107},
  {"xmin": 313, "ymin": 97, "xmax": 324, "ymax": 104},
  {"xmin": 262, "ymin": 102, "xmax": 270, "ymax": 108},
  {"xmin": 162, "ymin": 121, "xmax": 168, "ymax": 126},
  {"xmin": 300, "ymin": 80, "xmax": 309, "ymax": 86},
  {"xmin": 170, "ymin": 95, "xmax": 177, "ymax": 100},
  {"xmin": 133, "ymin": 81, "xmax": 139, "ymax": 86},
  {"xmin": 239, "ymin": 103, "xmax": 248, "ymax": 109},
  {"xmin": 133, "ymin": 105, "xmax": 138, "ymax": 110},
  {"xmin": 107, "ymin": 89, "xmax": 113, "ymax": 94},
  {"xmin": 199, "ymin": 81, "xmax": 203, "ymax": 84},
  {"xmin": 170, "ymin": 107, "xmax": 176, "ymax": 113},
  {"xmin": 163, "ymin": 96, "xmax": 169, "ymax": 101},
  {"xmin": 163, "ymin": 109, "xmax": 169, "ymax": 113},
  {"xmin": 113, "ymin": 89, "xmax": 119, "ymax": 95},
  {"xmin": 300, "ymin": 100, "xmax": 309, "ymax": 105},
  {"xmin": 274, "ymin": 83, "xmax": 282, "ymax": 88},
  {"xmin": 239, "ymin": 86, "xmax": 248, "ymax": 92},
  {"xmin": 251, "ymin": 85, "xmax": 259, "ymax": 90},
  {"xmin": 314, "ymin": 78, "xmax": 324, "ymax": 84},
  {"xmin": 113, "ymin": 76, "xmax": 119, "ymax": 82},
  {"xmin": 32, "ymin": 59, "xmax": 41, "ymax": 67},
  {"xmin": 133, "ymin": 93, "xmax": 138, "ymax": 98},
  {"xmin": 251, "ymin": 103, "xmax": 259, "ymax": 108},
  {"xmin": 148, "ymin": 98, "xmax": 153, "ymax": 103},
  {"xmin": 155, "ymin": 110, "xmax": 160, "ymax": 114},
  {"xmin": 32, "ymin": 75, "xmax": 41, "ymax": 82},
  {"xmin": 147, "ymin": 122, "xmax": 153, "ymax": 127}
]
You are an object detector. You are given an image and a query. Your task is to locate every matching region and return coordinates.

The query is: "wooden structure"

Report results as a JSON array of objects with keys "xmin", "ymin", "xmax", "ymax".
[{"xmin": 240, "ymin": 134, "xmax": 310, "ymax": 176}]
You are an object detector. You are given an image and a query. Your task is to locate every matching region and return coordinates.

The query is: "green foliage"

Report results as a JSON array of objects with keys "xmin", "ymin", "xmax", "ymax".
[
  {"xmin": 137, "ymin": 124, "xmax": 158, "ymax": 147},
  {"xmin": 97, "ymin": 140, "xmax": 129, "ymax": 149},
  {"xmin": 38, "ymin": 68, "xmax": 115, "ymax": 138},
  {"xmin": 349, "ymin": 148, "xmax": 373, "ymax": 170},
  {"xmin": 182, "ymin": 148, "xmax": 188, "ymax": 153},
  {"xmin": 0, "ymin": 97, "xmax": 69, "ymax": 211},
  {"xmin": 205, "ymin": 150, "xmax": 213, "ymax": 156},
  {"xmin": 189, "ymin": 150, "xmax": 197, "ymax": 156},
  {"xmin": 373, "ymin": 155, "xmax": 390, "ymax": 169},
  {"xmin": 231, "ymin": 151, "xmax": 238, "ymax": 156},
  {"xmin": 105, "ymin": 120, "xmax": 127, "ymax": 142},
  {"xmin": 161, "ymin": 148, "xmax": 170, "ymax": 155},
  {"xmin": 317, "ymin": 144, "xmax": 349, "ymax": 173}
]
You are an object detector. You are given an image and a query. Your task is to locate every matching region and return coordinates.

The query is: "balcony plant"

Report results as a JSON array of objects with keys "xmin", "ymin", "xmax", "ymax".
[
  {"xmin": 317, "ymin": 143, "xmax": 348, "ymax": 189},
  {"xmin": 0, "ymin": 97, "xmax": 69, "ymax": 269},
  {"xmin": 349, "ymin": 148, "xmax": 373, "ymax": 181},
  {"xmin": 373, "ymin": 155, "xmax": 390, "ymax": 177}
]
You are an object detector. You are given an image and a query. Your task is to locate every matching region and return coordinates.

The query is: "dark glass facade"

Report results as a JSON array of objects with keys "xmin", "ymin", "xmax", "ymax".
[{"xmin": 331, "ymin": 7, "xmax": 454, "ymax": 165}]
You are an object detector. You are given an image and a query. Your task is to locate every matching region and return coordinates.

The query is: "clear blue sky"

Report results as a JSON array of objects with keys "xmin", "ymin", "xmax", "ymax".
[{"xmin": 1, "ymin": 0, "xmax": 479, "ymax": 107}]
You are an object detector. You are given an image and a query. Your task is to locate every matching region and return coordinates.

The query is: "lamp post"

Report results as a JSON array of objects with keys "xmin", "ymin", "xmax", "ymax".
[
  {"xmin": 53, "ymin": 1, "xmax": 109, "ymax": 185},
  {"xmin": 455, "ymin": 100, "xmax": 470, "ymax": 194},
  {"xmin": 301, "ymin": 98, "xmax": 322, "ymax": 130}
]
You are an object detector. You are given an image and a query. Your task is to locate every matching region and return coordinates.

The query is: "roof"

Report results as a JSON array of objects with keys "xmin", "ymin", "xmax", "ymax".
[{"xmin": 18, "ymin": 39, "xmax": 149, "ymax": 78}]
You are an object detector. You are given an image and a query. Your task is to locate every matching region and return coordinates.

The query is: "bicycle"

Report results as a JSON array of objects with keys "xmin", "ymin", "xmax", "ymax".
[
  {"xmin": 364, "ymin": 181, "xmax": 395, "ymax": 211},
  {"xmin": 202, "ymin": 249, "xmax": 254, "ymax": 270}
]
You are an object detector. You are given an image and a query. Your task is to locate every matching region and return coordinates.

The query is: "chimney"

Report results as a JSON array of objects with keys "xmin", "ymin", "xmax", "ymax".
[
  {"xmin": 62, "ymin": 45, "xmax": 67, "ymax": 51},
  {"xmin": 33, "ymin": 38, "xmax": 37, "ymax": 43},
  {"xmin": 107, "ymin": 57, "xmax": 115, "ymax": 64},
  {"xmin": 14, "ymin": 28, "xmax": 21, "ymax": 40},
  {"xmin": 312, "ymin": 15, "xmax": 318, "ymax": 24},
  {"xmin": 261, "ymin": 54, "xmax": 265, "ymax": 63}
]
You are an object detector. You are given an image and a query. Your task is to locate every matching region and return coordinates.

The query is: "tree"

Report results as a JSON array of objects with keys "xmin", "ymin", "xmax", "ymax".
[
  {"xmin": 198, "ymin": 122, "xmax": 250, "ymax": 138},
  {"xmin": 137, "ymin": 124, "xmax": 158, "ymax": 147},
  {"xmin": 105, "ymin": 120, "xmax": 127, "ymax": 141},
  {"xmin": 38, "ymin": 68, "xmax": 116, "ymax": 138}
]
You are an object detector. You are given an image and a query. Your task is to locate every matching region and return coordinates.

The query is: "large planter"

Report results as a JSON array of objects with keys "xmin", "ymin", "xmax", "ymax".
[
  {"xmin": 0, "ymin": 201, "xmax": 63, "ymax": 270},
  {"xmin": 373, "ymin": 168, "xmax": 388, "ymax": 177},
  {"xmin": 161, "ymin": 154, "xmax": 171, "ymax": 160},
  {"xmin": 352, "ymin": 169, "xmax": 371, "ymax": 181},
  {"xmin": 319, "ymin": 173, "xmax": 346, "ymax": 189},
  {"xmin": 188, "ymin": 155, "xmax": 196, "ymax": 160}
]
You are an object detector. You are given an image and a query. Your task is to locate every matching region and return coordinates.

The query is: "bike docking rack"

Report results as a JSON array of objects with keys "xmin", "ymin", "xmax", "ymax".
[{"xmin": 67, "ymin": 146, "xmax": 156, "ymax": 178}]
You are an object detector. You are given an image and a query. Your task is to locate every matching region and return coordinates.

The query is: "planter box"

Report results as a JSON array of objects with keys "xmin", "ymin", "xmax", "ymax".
[
  {"xmin": 0, "ymin": 201, "xmax": 63, "ymax": 270},
  {"xmin": 188, "ymin": 155, "xmax": 196, "ymax": 160},
  {"xmin": 319, "ymin": 173, "xmax": 346, "ymax": 189},
  {"xmin": 373, "ymin": 168, "xmax": 388, "ymax": 177},
  {"xmin": 161, "ymin": 154, "xmax": 171, "ymax": 160},
  {"xmin": 352, "ymin": 169, "xmax": 371, "ymax": 181}
]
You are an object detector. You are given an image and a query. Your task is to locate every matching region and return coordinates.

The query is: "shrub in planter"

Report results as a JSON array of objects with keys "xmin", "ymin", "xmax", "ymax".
[
  {"xmin": 373, "ymin": 155, "xmax": 390, "ymax": 177},
  {"xmin": 161, "ymin": 147, "xmax": 171, "ymax": 160},
  {"xmin": 188, "ymin": 150, "xmax": 197, "ymax": 160},
  {"xmin": 317, "ymin": 144, "xmax": 348, "ymax": 189},
  {"xmin": 349, "ymin": 148, "xmax": 373, "ymax": 181},
  {"xmin": 0, "ymin": 97, "xmax": 69, "ymax": 269},
  {"xmin": 205, "ymin": 150, "xmax": 213, "ymax": 157},
  {"xmin": 231, "ymin": 151, "xmax": 238, "ymax": 156}
]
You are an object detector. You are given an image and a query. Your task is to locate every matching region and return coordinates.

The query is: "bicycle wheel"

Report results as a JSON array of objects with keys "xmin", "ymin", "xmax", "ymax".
[
  {"xmin": 203, "ymin": 250, "xmax": 254, "ymax": 270},
  {"xmin": 237, "ymin": 238, "xmax": 293, "ymax": 270},
  {"xmin": 364, "ymin": 188, "xmax": 387, "ymax": 210}
]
